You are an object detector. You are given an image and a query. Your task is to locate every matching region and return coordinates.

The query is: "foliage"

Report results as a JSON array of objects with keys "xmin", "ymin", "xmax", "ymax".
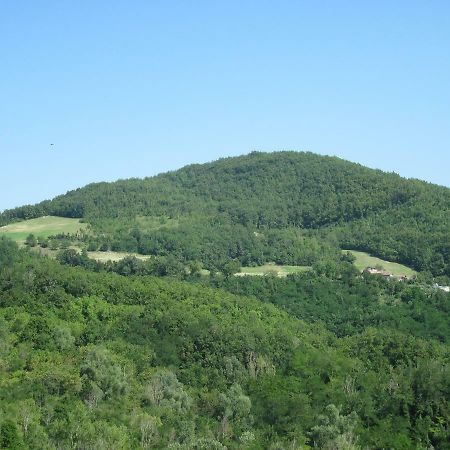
[
  {"xmin": 0, "ymin": 242, "xmax": 449, "ymax": 448},
  {"xmin": 2, "ymin": 152, "xmax": 449, "ymax": 275},
  {"xmin": 1, "ymin": 152, "xmax": 450, "ymax": 448}
]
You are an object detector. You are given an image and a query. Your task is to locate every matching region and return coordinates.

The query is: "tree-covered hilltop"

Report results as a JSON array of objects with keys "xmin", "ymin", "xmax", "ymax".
[
  {"xmin": 0, "ymin": 239, "xmax": 449, "ymax": 449},
  {"xmin": 1, "ymin": 151, "xmax": 449, "ymax": 275}
]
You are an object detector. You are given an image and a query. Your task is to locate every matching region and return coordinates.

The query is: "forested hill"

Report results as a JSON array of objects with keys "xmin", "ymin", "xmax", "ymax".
[
  {"xmin": 2, "ymin": 152, "xmax": 450, "ymax": 275},
  {"xmin": 3, "ymin": 151, "xmax": 448, "ymax": 225},
  {"xmin": 0, "ymin": 239, "xmax": 449, "ymax": 449},
  {"xmin": 1, "ymin": 153, "xmax": 450, "ymax": 448}
]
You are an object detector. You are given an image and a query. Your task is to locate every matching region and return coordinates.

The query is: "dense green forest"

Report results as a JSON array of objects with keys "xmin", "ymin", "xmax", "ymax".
[
  {"xmin": 1, "ymin": 152, "xmax": 449, "ymax": 449},
  {"xmin": 1, "ymin": 152, "xmax": 449, "ymax": 276},
  {"xmin": 0, "ymin": 239, "xmax": 449, "ymax": 449}
]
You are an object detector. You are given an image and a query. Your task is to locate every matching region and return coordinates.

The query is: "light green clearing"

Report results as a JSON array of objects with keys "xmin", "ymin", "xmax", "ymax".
[
  {"xmin": 31, "ymin": 247, "xmax": 151, "ymax": 263},
  {"xmin": 237, "ymin": 264, "xmax": 312, "ymax": 278},
  {"xmin": 87, "ymin": 251, "xmax": 151, "ymax": 262},
  {"xmin": 343, "ymin": 250, "xmax": 417, "ymax": 278},
  {"xmin": 0, "ymin": 216, "xmax": 87, "ymax": 244}
]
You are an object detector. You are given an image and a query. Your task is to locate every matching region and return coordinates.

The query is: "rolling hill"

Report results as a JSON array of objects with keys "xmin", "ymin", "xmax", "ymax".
[
  {"xmin": 1, "ymin": 152, "xmax": 450, "ymax": 449},
  {"xmin": 1, "ymin": 152, "xmax": 449, "ymax": 276}
]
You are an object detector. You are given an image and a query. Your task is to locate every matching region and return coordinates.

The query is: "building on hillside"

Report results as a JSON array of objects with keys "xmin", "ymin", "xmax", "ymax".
[
  {"xmin": 364, "ymin": 267, "xmax": 410, "ymax": 281},
  {"xmin": 433, "ymin": 283, "xmax": 450, "ymax": 293},
  {"xmin": 364, "ymin": 267, "xmax": 392, "ymax": 278}
]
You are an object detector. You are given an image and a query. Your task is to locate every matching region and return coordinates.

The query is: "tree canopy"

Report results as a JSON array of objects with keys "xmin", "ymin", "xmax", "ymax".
[{"xmin": 1, "ymin": 152, "xmax": 449, "ymax": 276}]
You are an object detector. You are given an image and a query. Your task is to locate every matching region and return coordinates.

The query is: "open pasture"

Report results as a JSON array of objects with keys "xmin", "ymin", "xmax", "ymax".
[
  {"xmin": 344, "ymin": 250, "xmax": 417, "ymax": 278},
  {"xmin": 237, "ymin": 263, "xmax": 312, "ymax": 277},
  {"xmin": 0, "ymin": 216, "xmax": 87, "ymax": 244}
]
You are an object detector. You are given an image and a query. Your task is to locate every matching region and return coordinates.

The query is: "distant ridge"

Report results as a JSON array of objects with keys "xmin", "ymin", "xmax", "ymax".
[{"xmin": 1, "ymin": 151, "xmax": 449, "ymax": 276}]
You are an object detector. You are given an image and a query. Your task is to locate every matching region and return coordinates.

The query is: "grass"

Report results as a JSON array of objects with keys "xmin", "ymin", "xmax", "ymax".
[
  {"xmin": 0, "ymin": 216, "xmax": 155, "ymax": 263},
  {"xmin": 343, "ymin": 250, "xmax": 417, "ymax": 278},
  {"xmin": 237, "ymin": 263, "xmax": 312, "ymax": 277},
  {"xmin": 31, "ymin": 248, "xmax": 152, "ymax": 263},
  {"xmin": 87, "ymin": 251, "xmax": 151, "ymax": 262},
  {"xmin": 0, "ymin": 216, "xmax": 88, "ymax": 244}
]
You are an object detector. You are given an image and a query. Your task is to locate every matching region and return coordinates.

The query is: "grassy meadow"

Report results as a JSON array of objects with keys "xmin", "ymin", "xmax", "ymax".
[
  {"xmin": 344, "ymin": 249, "xmax": 417, "ymax": 278},
  {"xmin": 87, "ymin": 251, "xmax": 151, "ymax": 262},
  {"xmin": 237, "ymin": 263, "xmax": 312, "ymax": 277},
  {"xmin": 0, "ymin": 216, "xmax": 88, "ymax": 244}
]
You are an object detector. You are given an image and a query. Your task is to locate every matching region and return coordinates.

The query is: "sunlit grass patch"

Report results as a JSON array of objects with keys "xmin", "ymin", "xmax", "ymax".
[
  {"xmin": 0, "ymin": 216, "xmax": 87, "ymax": 244},
  {"xmin": 237, "ymin": 263, "xmax": 312, "ymax": 277},
  {"xmin": 343, "ymin": 250, "xmax": 417, "ymax": 278},
  {"xmin": 87, "ymin": 251, "xmax": 151, "ymax": 262}
]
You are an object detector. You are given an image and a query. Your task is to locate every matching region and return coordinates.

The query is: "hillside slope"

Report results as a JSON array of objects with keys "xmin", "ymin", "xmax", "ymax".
[
  {"xmin": 1, "ymin": 152, "xmax": 449, "ymax": 275},
  {"xmin": 0, "ymin": 239, "xmax": 449, "ymax": 449}
]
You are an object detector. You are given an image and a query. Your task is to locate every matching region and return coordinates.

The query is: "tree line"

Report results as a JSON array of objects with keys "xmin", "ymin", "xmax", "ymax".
[
  {"xmin": 0, "ymin": 239, "xmax": 449, "ymax": 449},
  {"xmin": 1, "ymin": 152, "xmax": 449, "ymax": 276}
]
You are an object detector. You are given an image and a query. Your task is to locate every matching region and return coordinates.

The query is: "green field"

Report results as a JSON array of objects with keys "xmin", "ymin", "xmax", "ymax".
[
  {"xmin": 237, "ymin": 263, "xmax": 312, "ymax": 277},
  {"xmin": 0, "ymin": 216, "xmax": 88, "ymax": 244},
  {"xmin": 344, "ymin": 250, "xmax": 417, "ymax": 278},
  {"xmin": 32, "ymin": 248, "xmax": 152, "ymax": 263},
  {"xmin": 87, "ymin": 251, "xmax": 151, "ymax": 262}
]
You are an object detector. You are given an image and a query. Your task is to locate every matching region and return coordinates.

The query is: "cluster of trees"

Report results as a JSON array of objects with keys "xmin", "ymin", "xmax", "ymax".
[
  {"xmin": 204, "ymin": 269, "xmax": 450, "ymax": 343},
  {"xmin": 24, "ymin": 233, "xmax": 74, "ymax": 251},
  {"xmin": 1, "ymin": 152, "xmax": 449, "ymax": 448},
  {"xmin": 0, "ymin": 240, "xmax": 449, "ymax": 449},
  {"xmin": 335, "ymin": 198, "xmax": 450, "ymax": 277},
  {"xmin": 57, "ymin": 249, "xmax": 191, "ymax": 278},
  {"xmin": 81, "ymin": 224, "xmax": 341, "ymax": 271},
  {"xmin": 1, "ymin": 151, "xmax": 449, "ymax": 276}
]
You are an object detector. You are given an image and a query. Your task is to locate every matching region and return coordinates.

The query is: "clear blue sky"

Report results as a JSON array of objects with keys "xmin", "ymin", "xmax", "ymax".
[{"xmin": 1, "ymin": 1, "xmax": 449, "ymax": 211}]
